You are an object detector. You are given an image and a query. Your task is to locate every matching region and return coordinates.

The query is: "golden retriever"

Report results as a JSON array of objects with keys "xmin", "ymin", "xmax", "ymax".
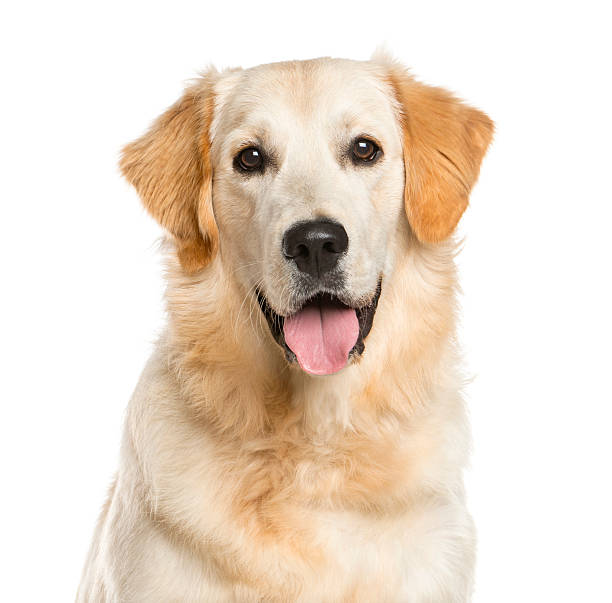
[{"xmin": 78, "ymin": 53, "xmax": 493, "ymax": 602}]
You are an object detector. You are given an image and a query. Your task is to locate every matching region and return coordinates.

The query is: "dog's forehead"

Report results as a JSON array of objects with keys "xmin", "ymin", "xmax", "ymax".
[{"xmin": 212, "ymin": 59, "xmax": 398, "ymax": 143}]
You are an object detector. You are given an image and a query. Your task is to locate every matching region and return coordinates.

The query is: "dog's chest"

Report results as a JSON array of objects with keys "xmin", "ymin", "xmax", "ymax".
[
  {"xmin": 230, "ymin": 501, "xmax": 466, "ymax": 601},
  {"xmin": 306, "ymin": 507, "xmax": 415, "ymax": 595},
  {"xmin": 264, "ymin": 500, "xmax": 469, "ymax": 601}
]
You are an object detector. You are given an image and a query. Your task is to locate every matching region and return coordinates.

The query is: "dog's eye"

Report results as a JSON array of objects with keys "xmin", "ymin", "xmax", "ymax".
[
  {"xmin": 352, "ymin": 138, "xmax": 382, "ymax": 163},
  {"xmin": 235, "ymin": 147, "xmax": 264, "ymax": 172}
]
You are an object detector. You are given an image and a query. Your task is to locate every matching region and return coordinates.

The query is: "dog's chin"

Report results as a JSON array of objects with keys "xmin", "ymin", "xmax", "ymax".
[{"xmin": 256, "ymin": 280, "xmax": 382, "ymax": 376}]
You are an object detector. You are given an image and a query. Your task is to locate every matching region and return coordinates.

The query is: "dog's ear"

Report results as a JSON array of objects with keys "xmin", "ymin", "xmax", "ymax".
[
  {"xmin": 385, "ymin": 63, "xmax": 493, "ymax": 243},
  {"xmin": 120, "ymin": 74, "xmax": 218, "ymax": 273}
]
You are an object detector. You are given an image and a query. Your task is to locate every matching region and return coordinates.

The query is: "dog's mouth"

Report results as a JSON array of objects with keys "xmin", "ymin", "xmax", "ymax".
[{"xmin": 256, "ymin": 281, "xmax": 381, "ymax": 376}]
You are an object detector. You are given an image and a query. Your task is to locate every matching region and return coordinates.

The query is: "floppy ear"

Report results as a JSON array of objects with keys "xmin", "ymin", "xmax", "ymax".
[
  {"xmin": 386, "ymin": 64, "xmax": 494, "ymax": 243},
  {"xmin": 120, "ymin": 75, "xmax": 218, "ymax": 273}
]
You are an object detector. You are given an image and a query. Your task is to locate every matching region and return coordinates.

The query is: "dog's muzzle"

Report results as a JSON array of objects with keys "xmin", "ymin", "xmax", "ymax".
[{"xmin": 256, "ymin": 218, "xmax": 381, "ymax": 375}]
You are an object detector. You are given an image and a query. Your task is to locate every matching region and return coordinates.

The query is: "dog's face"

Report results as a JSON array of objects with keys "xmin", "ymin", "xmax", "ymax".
[
  {"xmin": 121, "ymin": 56, "xmax": 493, "ymax": 376},
  {"xmin": 211, "ymin": 61, "xmax": 404, "ymax": 374}
]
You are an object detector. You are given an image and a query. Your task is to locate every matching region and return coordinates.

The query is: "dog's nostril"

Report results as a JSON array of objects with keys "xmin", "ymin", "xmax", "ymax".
[
  {"xmin": 282, "ymin": 219, "xmax": 348, "ymax": 278},
  {"xmin": 323, "ymin": 241, "xmax": 338, "ymax": 254}
]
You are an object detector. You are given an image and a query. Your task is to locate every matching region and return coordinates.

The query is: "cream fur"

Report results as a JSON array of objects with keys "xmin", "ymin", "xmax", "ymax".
[{"xmin": 78, "ymin": 55, "xmax": 492, "ymax": 602}]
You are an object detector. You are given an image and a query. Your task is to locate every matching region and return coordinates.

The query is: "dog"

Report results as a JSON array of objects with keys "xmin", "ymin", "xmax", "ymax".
[{"xmin": 78, "ymin": 53, "xmax": 493, "ymax": 602}]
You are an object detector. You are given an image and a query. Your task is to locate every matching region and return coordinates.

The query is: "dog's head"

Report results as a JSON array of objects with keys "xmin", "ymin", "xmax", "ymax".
[{"xmin": 121, "ymin": 56, "xmax": 492, "ymax": 376}]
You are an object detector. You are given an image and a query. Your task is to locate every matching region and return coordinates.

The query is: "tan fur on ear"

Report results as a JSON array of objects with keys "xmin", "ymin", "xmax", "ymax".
[
  {"xmin": 120, "ymin": 75, "xmax": 218, "ymax": 273},
  {"xmin": 385, "ymin": 64, "xmax": 493, "ymax": 243}
]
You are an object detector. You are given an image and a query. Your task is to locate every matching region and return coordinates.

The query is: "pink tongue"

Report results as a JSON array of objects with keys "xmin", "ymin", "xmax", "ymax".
[{"xmin": 283, "ymin": 301, "xmax": 359, "ymax": 375}]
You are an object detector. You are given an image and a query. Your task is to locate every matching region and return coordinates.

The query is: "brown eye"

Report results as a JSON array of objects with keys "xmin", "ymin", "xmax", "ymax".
[
  {"xmin": 235, "ymin": 147, "xmax": 264, "ymax": 172},
  {"xmin": 352, "ymin": 138, "xmax": 381, "ymax": 163}
]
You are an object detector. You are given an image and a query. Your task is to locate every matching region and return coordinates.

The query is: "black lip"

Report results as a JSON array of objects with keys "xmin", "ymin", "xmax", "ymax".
[{"xmin": 256, "ymin": 280, "xmax": 382, "ymax": 366}]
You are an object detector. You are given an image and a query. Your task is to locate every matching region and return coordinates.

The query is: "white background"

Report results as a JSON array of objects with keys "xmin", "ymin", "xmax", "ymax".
[{"xmin": 2, "ymin": 1, "xmax": 611, "ymax": 601}]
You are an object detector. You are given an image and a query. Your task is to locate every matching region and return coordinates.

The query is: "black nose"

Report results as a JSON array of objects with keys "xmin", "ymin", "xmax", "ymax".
[{"xmin": 282, "ymin": 219, "xmax": 349, "ymax": 278}]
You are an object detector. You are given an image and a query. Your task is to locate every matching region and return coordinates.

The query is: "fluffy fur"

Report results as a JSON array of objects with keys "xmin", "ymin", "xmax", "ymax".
[{"xmin": 78, "ymin": 54, "xmax": 493, "ymax": 602}]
